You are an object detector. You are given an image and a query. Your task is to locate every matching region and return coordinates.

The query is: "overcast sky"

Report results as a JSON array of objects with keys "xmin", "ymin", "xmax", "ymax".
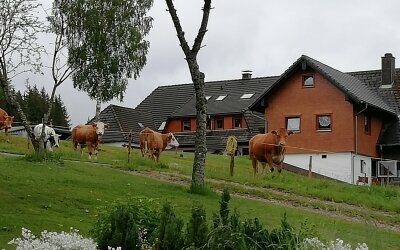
[{"xmin": 11, "ymin": 0, "xmax": 400, "ymax": 127}]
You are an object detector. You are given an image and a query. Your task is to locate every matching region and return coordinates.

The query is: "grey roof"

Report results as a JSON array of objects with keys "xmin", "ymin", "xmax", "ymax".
[
  {"xmin": 172, "ymin": 77, "xmax": 278, "ymax": 117},
  {"xmin": 251, "ymin": 55, "xmax": 396, "ymax": 115},
  {"xmin": 134, "ymin": 84, "xmax": 193, "ymax": 129},
  {"xmin": 98, "ymin": 104, "xmax": 155, "ymax": 143},
  {"xmin": 348, "ymin": 69, "xmax": 400, "ymax": 146}
]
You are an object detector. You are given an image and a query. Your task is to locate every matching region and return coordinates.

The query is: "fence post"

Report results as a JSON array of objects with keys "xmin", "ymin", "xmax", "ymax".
[
  {"xmin": 128, "ymin": 130, "xmax": 132, "ymax": 163},
  {"xmin": 308, "ymin": 156, "xmax": 312, "ymax": 178}
]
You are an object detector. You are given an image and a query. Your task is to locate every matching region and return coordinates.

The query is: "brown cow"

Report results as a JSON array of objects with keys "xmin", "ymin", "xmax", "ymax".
[
  {"xmin": 72, "ymin": 122, "xmax": 109, "ymax": 159},
  {"xmin": 249, "ymin": 128, "xmax": 293, "ymax": 175},
  {"xmin": 0, "ymin": 108, "xmax": 14, "ymax": 142},
  {"xmin": 139, "ymin": 127, "xmax": 175, "ymax": 162}
]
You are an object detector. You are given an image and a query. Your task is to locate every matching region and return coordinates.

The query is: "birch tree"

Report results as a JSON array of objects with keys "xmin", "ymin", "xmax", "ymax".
[
  {"xmin": 166, "ymin": 0, "xmax": 212, "ymax": 188},
  {"xmin": 59, "ymin": 0, "xmax": 153, "ymax": 121},
  {"xmin": 0, "ymin": 0, "xmax": 45, "ymax": 151}
]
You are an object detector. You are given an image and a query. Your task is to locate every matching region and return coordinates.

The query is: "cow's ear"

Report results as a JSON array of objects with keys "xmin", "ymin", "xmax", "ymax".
[
  {"xmin": 91, "ymin": 123, "xmax": 97, "ymax": 128},
  {"xmin": 271, "ymin": 130, "xmax": 277, "ymax": 135},
  {"xmin": 105, "ymin": 123, "xmax": 109, "ymax": 128},
  {"xmin": 10, "ymin": 116, "xmax": 14, "ymax": 119},
  {"xmin": 288, "ymin": 131, "xmax": 293, "ymax": 136}
]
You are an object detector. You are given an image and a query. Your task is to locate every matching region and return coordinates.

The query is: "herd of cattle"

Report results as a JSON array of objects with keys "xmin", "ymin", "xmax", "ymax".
[{"xmin": 1, "ymin": 107, "xmax": 293, "ymax": 174}]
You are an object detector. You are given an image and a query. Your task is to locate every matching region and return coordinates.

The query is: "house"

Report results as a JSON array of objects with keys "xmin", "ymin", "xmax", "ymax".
[
  {"xmin": 99, "ymin": 72, "xmax": 278, "ymax": 154},
  {"xmin": 250, "ymin": 53, "xmax": 399, "ymax": 185},
  {"xmin": 99, "ymin": 53, "xmax": 399, "ymax": 185}
]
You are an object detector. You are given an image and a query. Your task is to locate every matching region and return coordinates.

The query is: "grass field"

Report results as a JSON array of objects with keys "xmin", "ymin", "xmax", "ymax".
[{"xmin": 0, "ymin": 133, "xmax": 400, "ymax": 249}]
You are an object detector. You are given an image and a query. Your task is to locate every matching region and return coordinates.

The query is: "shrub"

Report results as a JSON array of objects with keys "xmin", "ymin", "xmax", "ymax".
[
  {"xmin": 91, "ymin": 197, "xmax": 160, "ymax": 250},
  {"xmin": 24, "ymin": 151, "xmax": 63, "ymax": 164},
  {"xmin": 185, "ymin": 202, "xmax": 209, "ymax": 249},
  {"xmin": 154, "ymin": 202, "xmax": 185, "ymax": 250}
]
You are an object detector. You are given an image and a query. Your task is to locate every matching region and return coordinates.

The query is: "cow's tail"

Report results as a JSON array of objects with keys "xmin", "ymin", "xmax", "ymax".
[{"xmin": 248, "ymin": 139, "xmax": 253, "ymax": 159}]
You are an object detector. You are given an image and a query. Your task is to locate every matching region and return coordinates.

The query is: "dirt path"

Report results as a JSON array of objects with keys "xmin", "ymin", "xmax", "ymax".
[{"xmin": 129, "ymin": 169, "xmax": 400, "ymax": 233}]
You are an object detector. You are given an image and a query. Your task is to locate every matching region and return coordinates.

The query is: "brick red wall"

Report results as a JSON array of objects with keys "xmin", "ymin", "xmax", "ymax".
[
  {"xmin": 165, "ymin": 115, "xmax": 247, "ymax": 132},
  {"xmin": 265, "ymin": 70, "xmax": 356, "ymax": 154}
]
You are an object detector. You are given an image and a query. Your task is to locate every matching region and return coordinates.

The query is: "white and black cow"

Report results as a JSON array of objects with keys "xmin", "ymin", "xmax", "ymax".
[{"xmin": 33, "ymin": 124, "xmax": 61, "ymax": 152}]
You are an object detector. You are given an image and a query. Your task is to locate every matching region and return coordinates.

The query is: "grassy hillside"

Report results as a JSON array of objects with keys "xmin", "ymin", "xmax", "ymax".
[{"xmin": 0, "ymin": 133, "xmax": 400, "ymax": 249}]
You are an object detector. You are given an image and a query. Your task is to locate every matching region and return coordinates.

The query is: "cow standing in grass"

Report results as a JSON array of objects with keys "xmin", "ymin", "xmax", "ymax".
[
  {"xmin": 72, "ymin": 122, "xmax": 109, "ymax": 159},
  {"xmin": 33, "ymin": 124, "xmax": 60, "ymax": 152},
  {"xmin": 249, "ymin": 128, "xmax": 293, "ymax": 175},
  {"xmin": 139, "ymin": 127, "xmax": 179, "ymax": 162},
  {"xmin": 0, "ymin": 108, "xmax": 14, "ymax": 143}
]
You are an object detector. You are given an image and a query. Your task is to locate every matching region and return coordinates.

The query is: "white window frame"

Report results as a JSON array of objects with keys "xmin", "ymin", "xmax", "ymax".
[
  {"xmin": 240, "ymin": 93, "xmax": 254, "ymax": 99},
  {"xmin": 215, "ymin": 95, "xmax": 227, "ymax": 101}
]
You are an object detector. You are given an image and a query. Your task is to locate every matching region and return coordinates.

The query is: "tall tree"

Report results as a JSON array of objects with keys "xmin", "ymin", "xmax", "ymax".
[
  {"xmin": 59, "ymin": 0, "xmax": 153, "ymax": 121},
  {"xmin": 0, "ymin": 0, "xmax": 45, "ymax": 151},
  {"xmin": 166, "ymin": 0, "xmax": 212, "ymax": 188}
]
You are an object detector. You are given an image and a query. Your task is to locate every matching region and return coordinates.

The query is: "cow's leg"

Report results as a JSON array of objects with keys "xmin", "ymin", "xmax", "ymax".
[
  {"xmin": 87, "ymin": 143, "xmax": 92, "ymax": 160},
  {"xmin": 260, "ymin": 162, "xmax": 267, "ymax": 175},
  {"xmin": 5, "ymin": 128, "xmax": 9, "ymax": 143},
  {"xmin": 94, "ymin": 144, "xmax": 98, "ymax": 160},
  {"xmin": 277, "ymin": 162, "xmax": 283, "ymax": 174},
  {"xmin": 251, "ymin": 156, "xmax": 258, "ymax": 176},
  {"xmin": 266, "ymin": 155, "xmax": 275, "ymax": 173}
]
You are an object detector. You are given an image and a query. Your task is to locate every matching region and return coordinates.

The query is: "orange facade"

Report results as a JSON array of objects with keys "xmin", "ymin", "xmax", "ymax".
[
  {"xmin": 164, "ymin": 115, "xmax": 247, "ymax": 133},
  {"xmin": 264, "ymin": 69, "xmax": 381, "ymax": 157}
]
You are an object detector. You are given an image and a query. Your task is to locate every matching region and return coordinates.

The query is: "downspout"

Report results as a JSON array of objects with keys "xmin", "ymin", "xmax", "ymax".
[{"xmin": 353, "ymin": 103, "xmax": 368, "ymax": 184}]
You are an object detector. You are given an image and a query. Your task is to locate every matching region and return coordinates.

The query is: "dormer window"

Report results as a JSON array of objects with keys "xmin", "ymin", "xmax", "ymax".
[
  {"xmin": 240, "ymin": 93, "xmax": 254, "ymax": 99},
  {"xmin": 303, "ymin": 74, "xmax": 314, "ymax": 87},
  {"xmin": 216, "ymin": 95, "xmax": 227, "ymax": 101}
]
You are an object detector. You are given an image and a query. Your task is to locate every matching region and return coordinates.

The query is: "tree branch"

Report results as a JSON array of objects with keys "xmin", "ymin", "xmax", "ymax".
[
  {"xmin": 192, "ymin": 0, "xmax": 211, "ymax": 55},
  {"xmin": 165, "ymin": 0, "xmax": 192, "ymax": 56}
]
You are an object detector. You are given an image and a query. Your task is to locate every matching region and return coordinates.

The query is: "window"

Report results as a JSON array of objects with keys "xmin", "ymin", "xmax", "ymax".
[
  {"xmin": 317, "ymin": 114, "xmax": 332, "ymax": 131},
  {"xmin": 361, "ymin": 160, "xmax": 366, "ymax": 174},
  {"xmin": 182, "ymin": 120, "xmax": 191, "ymax": 131},
  {"xmin": 216, "ymin": 95, "xmax": 227, "ymax": 101},
  {"xmin": 215, "ymin": 117, "xmax": 224, "ymax": 130},
  {"xmin": 206, "ymin": 115, "xmax": 211, "ymax": 130},
  {"xmin": 240, "ymin": 93, "xmax": 254, "ymax": 99},
  {"xmin": 286, "ymin": 117, "xmax": 300, "ymax": 132},
  {"xmin": 233, "ymin": 116, "xmax": 242, "ymax": 128},
  {"xmin": 364, "ymin": 114, "xmax": 371, "ymax": 134},
  {"xmin": 205, "ymin": 96, "xmax": 212, "ymax": 101},
  {"xmin": 303, "ymin": 74, "xmax": 314, "ymax": 87}
]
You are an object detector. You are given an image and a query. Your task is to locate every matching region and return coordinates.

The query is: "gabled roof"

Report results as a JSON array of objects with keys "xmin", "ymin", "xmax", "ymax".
[
  {"xmin": 172, "ymin": 77, "xmax": 278, "ymax": 117},
  {"xmin": 134, "ymin": 84, "xmax": 193, "ymax": 129},
  {"xmin": 250, "ymin": 55, "xmax": 396, "ymax": 115},
  {"xmin": 99, "ymin": 104, "xmax": 154, "ymax": 143},
  {"xmin": 348, "ymin": 69, "xmax": 400, "ymax": 146}
]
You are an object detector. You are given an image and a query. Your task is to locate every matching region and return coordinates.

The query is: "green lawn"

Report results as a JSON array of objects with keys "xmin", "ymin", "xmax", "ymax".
[{"xmin": 1, "ymin": 133, "xmax": 400, "ymax": 249}]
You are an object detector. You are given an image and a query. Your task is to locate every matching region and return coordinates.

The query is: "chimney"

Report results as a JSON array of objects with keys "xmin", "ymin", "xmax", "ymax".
[
  {"xmin": 381, "ymin": 53, "xmax": 395, "ymax": 87},
  {"xmin": 242, "ymin": 70, "xmax": 252, "ymax": 79}
]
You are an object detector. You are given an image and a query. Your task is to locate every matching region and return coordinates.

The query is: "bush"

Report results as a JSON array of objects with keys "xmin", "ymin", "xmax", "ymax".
[
  {"xmin": 185, "ymin": 202, "xmax": 209, "ymax": 249},
  {"xmin": 154, "ymin": 202, "xmax": 185, "ymax": 250},
  {"xmin": 91, "ymin": 197, "xmax": 160, "ymax": 250},
  {"xmin": 24, "ymin": 151, "xmax": 63, "ymax": 164}
]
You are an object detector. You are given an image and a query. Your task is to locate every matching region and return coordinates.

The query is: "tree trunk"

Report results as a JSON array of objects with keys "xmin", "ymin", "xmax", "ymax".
[
  {"xmin": 189, "ymin": 60, "xmax": 207, "ymax": 187},
  {"xmin": 165, "ymin": 0, "xmax": 212, "ymax": 188},
  {"xmin": 95, "ymin": 79, "xmax": 102, "ymax": 122}
]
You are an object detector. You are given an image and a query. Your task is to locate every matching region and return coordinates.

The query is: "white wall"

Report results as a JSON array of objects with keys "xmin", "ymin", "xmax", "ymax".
[{"xmin": 284, "ymin": 153, "xmax": 372, "ymax": 185}]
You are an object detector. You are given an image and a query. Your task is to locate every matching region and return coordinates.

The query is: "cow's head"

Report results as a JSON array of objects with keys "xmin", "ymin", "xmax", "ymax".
[
  {"xmin": 92, "ymin": 122, "xmax": 109, "ymax": 136},
  {"xmin": 165, "ymin": 133, "xmax": 180, "ymax": 149},
  {"xmin": 271, "ymin": 128, "xmax": 293, "ymax": 147},
  {"xmin": 49, "ymin": 133, "xmax": 61, "ymax": 148},
  {"xmin": 1, "ymin": 115, "xmax": 14, "ymax": 129}
]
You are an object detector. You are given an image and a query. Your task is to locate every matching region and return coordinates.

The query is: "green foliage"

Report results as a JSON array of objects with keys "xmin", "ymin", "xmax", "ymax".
[
  {"xmin": 219, "ymin": 188, "xmax": 231, "ymax": 225},
  {"xmin": 0, "ymin": 85, "xmax": 70, "ymax": 126},
  {"xmin": 155, "ymin": 202, "xmax": 184, "ymax": 250},
  {"xmin": 188, "ymin": 183, "xmax": 214, "ymax": 196},
  {"xmin": 185, "ymin": 203, "xmax": 209, "ymax": 249},
  {"xmin": 54, "ymin": 0, "xmax": 154, "ymax": 102},
  {"xmin": 24, "ymin": 151, "xmax": 64, "ymax": 165},
  {"xmin": 91, "ymin": 198, "xmax": 160, "ymax": 250}
]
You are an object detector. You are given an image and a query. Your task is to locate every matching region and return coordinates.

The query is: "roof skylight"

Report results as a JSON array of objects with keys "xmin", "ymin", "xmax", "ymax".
[
  {"xmin": 216, "ymin": 95, "xmax": 227, "ymax": 101},
  {"xmin": 205, "ymin": 96, "xmax": 212, "ymax": 100},
  {"xmin": 240, "ymin": 93, "xmax": 254, "ymax": 99}
]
